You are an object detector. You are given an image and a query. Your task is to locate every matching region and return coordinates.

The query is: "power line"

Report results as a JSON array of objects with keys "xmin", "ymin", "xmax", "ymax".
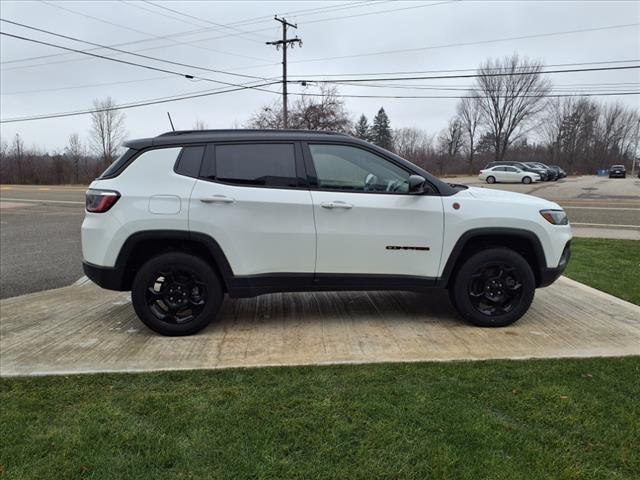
[
  {"xmin": 0, "ymin": 31, "xmax": 282, "ymax": 94},
  {"xmin": 142, "ymin": 0, "xmax": 267, "ymax": 43},
  {"xmin": 3, "ymin": 81, "xmax": 637, "ymax": 125},
  {"xmin": 39, "ymin": 0, "xmax": 269, "ymax": 62},
  {"xmin": 122, "ymin": 1, "xmax": 209, "ymax": 29},
  {"xmin": 0, "ymin": 80, "xmax": 282, "ymax": 124},
  {"xmin": 331, "ymin": 81, "xmax": 640, "ymax": 93},
  {"xmin": 0, "ymin": 1, "xmax": 388, "ymax": 67},
  {"xmin": 1, "ymin": 75, "xmax": 174, "ymax": 96},
  {"xmin": 296, "ymin": 65, "xmax": 640, "ymax": 84},
  {"xmin": 299, "ymin": 0, "xmax": 458, "ymax": 26},
  {"xmin": 289, "ymin": 90, "xmax": 640, "ymax": 100},
  {"xmin": 290, "ymin": 23, "xmax": 640, "ymax": 64},
  {"xmin": 289, "ymin": 59, "xmax": 640, "ymax": 78},
  {"xmin": 0, "ymin": 18, "xmax": 268, "ymax": 80}
]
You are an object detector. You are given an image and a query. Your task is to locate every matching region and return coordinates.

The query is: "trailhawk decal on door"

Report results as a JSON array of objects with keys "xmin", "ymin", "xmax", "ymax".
[{"xmin": 386, "ymin": 246, "xmax": 430, "ymax": 251}]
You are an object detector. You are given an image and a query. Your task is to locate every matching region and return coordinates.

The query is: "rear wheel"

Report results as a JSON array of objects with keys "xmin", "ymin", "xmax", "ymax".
[
  {"xmin": 131, "ymin": 252, "xmax": 223, "ymax": 336},
  {"xmin": 522, "ymin": 176, "xmax": 532, "ymax": 184},
  {"xmin": 449, "ymin": 248, "xmax": 535, "ymax": 327},
  {"xmin": 486, "ymin": 176, "xmax": 496, "ymax": 184}
]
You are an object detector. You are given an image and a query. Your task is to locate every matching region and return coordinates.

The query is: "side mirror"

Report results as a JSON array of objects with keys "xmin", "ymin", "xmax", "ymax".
[{"xmin": 408, "ymin": 175, "xmax": 426, "ymax": 194}]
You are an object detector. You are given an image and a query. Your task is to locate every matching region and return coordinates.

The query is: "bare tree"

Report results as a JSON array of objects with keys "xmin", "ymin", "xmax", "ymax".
[
  {"xmin": 475, "ymin": 54, "xmax": 551, "ymax": 161},
  {"xmin": 65, "ymin": 133, "xmax": 85, "ymax": 184},
  {"xmin": 247, "ymin": 100, "xmax": 284, "ymax": 129},
  {"xmin": 393, "ymin": 127, "xmax": 435, "ymax": 169},
  {"xmin": 193, "ymin": 119, "xmax": 208, "ymax": 130},
  {"xmin": 289, "ymin": 86, "xmax": 351, "ymax": 132},
  {"xmin": 90, "ymin": 97, "xmax": 126, "ymax": 170},
  {"xmin": 457, "ymin": 96, "xmax": 483, "ymax": 174},
  {"xmin": 436, "ymin": 118, "xmax": 464, "ymax": 175},
  {"xmin": 247, "ymin": 86, "xmax": 351, "ymax": 132},
  {"xmin": 12, "ymin": 133, "xmax": 24, "ymax": 183}
]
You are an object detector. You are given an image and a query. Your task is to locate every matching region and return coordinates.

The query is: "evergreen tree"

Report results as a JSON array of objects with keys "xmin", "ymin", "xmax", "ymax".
[
  {"xmin": 354, "ymin": 114, "xmax": 371, "ymax": 140},
  {"xmin": 371, "ymin": 107, "xmax": 393, "ymax": 149}
]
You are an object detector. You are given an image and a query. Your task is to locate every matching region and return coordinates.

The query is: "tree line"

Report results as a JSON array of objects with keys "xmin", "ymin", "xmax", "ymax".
[{"xmin": 2, "ymin": 54, "xmax": 638, "ymax": 184}]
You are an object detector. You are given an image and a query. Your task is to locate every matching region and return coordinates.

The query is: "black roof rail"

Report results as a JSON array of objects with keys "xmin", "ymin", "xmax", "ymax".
[{"xmin": 156, "ymin": 129, "xmax": 351, "ymax": 137}]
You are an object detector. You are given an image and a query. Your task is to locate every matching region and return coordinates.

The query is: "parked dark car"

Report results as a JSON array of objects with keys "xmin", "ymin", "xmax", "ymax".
[
  {"xmin": 524, "ymin": 162, "xmax": 558, "ymax": 181},
  {"xmin": 484, "ymin": 161, "xmax": 549, "ymax": 181},
  {"xmin": 549, "ymin": 165, "xmax": 567, "ymax": 179},
  {"xmin": 609, "ymin": 165, "xmax": 626, "ymax": 178}
]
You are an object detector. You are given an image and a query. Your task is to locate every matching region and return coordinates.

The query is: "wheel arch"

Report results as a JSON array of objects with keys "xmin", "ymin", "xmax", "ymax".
[
  {"xmin": 440, "ymin": 228, "xmax": 547, "ymax": 288},
  {"xmin": 111, "ymin": 230, "xmax": 234, "ymax": 291}
]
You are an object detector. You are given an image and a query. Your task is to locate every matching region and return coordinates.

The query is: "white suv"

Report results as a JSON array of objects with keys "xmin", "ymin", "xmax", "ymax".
[{"xmin": 82, "ymin": 130, "xmax": 572, "ymax": 336}]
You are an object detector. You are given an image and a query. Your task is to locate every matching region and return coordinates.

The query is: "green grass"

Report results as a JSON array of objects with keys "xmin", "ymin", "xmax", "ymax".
[
  {"xmin": 2, "ymin": 358, "xmax": 639, "ymax": 479},
  {"xmin": 564, "ymin": 238, "xmax": 640, "ymax": 305}
]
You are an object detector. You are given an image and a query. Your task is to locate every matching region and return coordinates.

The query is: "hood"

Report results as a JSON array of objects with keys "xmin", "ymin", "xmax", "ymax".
[{"xmin": 464, "ymin": 186, "xmax": 561, "ymax": 209}]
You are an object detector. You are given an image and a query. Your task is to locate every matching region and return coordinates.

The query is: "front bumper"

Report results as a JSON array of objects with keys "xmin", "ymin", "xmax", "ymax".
[
  {"xmin": 538, "ymin": 241, "xmax": 571, "ymax": 287},
  {"xmin": 609, "ymin": 172, "xmax": 626, "ymax": 177}
]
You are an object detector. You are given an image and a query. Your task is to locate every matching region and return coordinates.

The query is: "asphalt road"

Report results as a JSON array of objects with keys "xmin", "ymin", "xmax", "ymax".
[{"xmin": 0, "ymin": 177, "xmax": 638, "ymax": 299}]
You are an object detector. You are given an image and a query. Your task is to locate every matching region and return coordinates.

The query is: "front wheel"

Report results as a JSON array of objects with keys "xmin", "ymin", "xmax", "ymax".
[
  {"xmin": 486, "ymin": 176, "xmax": 496, "ymax": 184},
  {"xmin": 449, "ymin": 248, "xmax": 535, "ymax": 327},
  {"xmin": 522, "ymin": 176, "xmax": 532, "ymax": 184},
  {"xmin": 131, "ymin": 252, "xmax": 223, "ymax": 336}
]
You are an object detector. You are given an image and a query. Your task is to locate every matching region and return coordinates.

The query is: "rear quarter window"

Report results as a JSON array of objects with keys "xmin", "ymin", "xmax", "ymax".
[
  {"xmin": 174, "ymin": 146, "xmax": 205, "ymax": 178},
  {"xmin": 98, "ymin": 149, "xmax": 136, "ymax": 179}
]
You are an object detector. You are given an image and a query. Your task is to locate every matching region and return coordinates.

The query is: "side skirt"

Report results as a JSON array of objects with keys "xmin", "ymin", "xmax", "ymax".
[{"xmin": 227, "ymin": 273, "xmax": 439, "ymax": 298}]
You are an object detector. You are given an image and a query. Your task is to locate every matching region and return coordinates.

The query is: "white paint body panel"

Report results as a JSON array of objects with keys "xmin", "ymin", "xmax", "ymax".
[
  {"xmin": 189, "ymin": 180, "xmax": 316, "ymax": 275},
  {"xmin": 82, "ymin": 147, "xmax": 196, "ymax": 266},
  {"xmin": 440, "ymin": 187, "xmax": 572, "ymax": 273},
  {"xmin": 311, "ymin": 190, "xmax": 444, "ymax": 276}
]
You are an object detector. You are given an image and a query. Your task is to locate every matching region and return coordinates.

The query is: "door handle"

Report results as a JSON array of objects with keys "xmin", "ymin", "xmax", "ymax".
[
  {"xmin": 200, "ymin": 195, "xmax": 235, "ymax": 204},
  {"xmin": 321, "ymin": 201, "xmax": 353, "ymax": 209}
]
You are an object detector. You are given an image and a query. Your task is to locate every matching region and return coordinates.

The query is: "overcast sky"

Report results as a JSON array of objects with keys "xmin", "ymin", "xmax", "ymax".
[{"xmin": 1, "ymin": 0, "xmax": 639, "ymax": 151}]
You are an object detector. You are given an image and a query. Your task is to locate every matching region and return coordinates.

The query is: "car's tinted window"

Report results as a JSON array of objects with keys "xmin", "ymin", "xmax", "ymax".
[
  {"xmin": 504, "ymin": 167, "xmax": 517, "ymax": 172},
  {"xmin": 174, "ymin": 146, "xmax": 205, "ymax": 178},
  {"xmin": 98, "ymin": 149, "xmax": 134, "ymax": 178},
  {"xmin": 309, "ymin": 144, "xmax": 410, "ymax": 193},
  {"xmin": 215, "ymin": 143, "xmax": 297, "ymax": 187}
]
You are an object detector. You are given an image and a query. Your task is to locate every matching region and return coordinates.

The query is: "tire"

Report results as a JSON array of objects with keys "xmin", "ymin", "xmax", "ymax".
[
  {"xmin": 131, "ymin": 252, "xmax": 224, "ymax": 336},
  {"xmin": 486, "ymin": 176, "xmax": 496, "ymax": 184},
  {"xmin": 449, "ymin": 248, "xmax": 535, "ymax": 327},
  {"xmin": 522, "ymin": 176, "xmax": 532, "ymax": 184}
]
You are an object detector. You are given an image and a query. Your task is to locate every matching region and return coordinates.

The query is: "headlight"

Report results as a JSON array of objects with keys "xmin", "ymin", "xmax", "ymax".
[{"xmin": 540, "ymin": 209, "xmax": 568, "ymax": 225}]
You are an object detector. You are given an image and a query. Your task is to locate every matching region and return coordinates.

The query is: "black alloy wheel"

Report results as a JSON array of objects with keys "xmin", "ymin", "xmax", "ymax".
[
  {"xmin": 145, "ymin": 266, "xmax": 207, "ymax": 324},
  {"xmin": 467, "ymin": 262, "xmax": 523, "ymax": 317},
  {"xmin": 449, "ymin": 248, "xmax": 535, "ymax": 327},
  {"xmin": 132, "ymin": 252, "xmax": 223, "ymax": 336}
]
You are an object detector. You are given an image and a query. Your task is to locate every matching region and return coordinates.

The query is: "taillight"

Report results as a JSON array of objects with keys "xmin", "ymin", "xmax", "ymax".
[{"xmin": 86, "ymin": 189, "xmax": 120, "ymax": 213}]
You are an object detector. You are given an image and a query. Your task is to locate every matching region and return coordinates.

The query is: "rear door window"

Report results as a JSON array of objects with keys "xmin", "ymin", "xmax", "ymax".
[{"xmin": 213, "ymin": 143, "xmax": 298, "ymax": 187}]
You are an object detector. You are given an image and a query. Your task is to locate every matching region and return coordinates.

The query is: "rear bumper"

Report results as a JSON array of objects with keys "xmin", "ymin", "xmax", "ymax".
[
  {"xmin": 609, "ymin": 172, "xmax": 626, "ymax": 177},
  {"xmin": 83, "ymin": 261, "xmax": 127, "ymax": 291},
  {"xmin": 538, "ymin": 241, "xmax": 571, "ymax": 287}
]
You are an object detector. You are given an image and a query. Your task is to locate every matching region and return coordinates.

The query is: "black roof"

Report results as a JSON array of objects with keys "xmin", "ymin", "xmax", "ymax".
[
  {"xmin": 121, "ymin": 129, "xmax": 457, "ymax": 196},
  {"xmin": 125, "ymin": 129, "xmax": 351, "ymax": 149}
]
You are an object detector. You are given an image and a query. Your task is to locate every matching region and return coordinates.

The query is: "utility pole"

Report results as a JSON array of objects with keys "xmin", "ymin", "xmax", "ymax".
[{"xmin": 266, "ymin": 16, "xmax": 301, "ymax": 129}]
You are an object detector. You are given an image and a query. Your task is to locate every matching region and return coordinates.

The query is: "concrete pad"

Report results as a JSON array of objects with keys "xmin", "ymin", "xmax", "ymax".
[{"xmin": 1, "ymin": 277, "xmax": 638, "ymax": 376}]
